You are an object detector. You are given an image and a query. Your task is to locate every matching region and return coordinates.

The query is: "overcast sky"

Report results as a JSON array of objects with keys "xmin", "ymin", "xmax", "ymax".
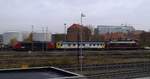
[{"xmin": 0, "ymin": 0, "xmax": 150, "ymax": 33}]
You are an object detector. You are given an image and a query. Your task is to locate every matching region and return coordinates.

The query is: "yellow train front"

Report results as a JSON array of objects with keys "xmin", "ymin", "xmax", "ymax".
[{"xmin": 56, "ymin": 41, "xmax": 105, "ymax": 50}]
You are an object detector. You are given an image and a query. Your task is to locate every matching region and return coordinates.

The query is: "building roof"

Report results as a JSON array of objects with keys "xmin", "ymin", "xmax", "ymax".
[
  {"xmin": 0, "ymin": 67, "xmax": 83, "ymax": 79},
  {"xmin": 68, "ymin": 24, "xmax": 81, "ymax": 29}
]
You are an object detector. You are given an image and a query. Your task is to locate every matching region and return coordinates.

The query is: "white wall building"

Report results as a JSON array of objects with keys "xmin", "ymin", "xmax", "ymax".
[
  {"xmin": 2, "ymin": 32, "xmax": 52, "ymax": 45},
  {"xmin": 95, "ymin": 25, "xmax": 135, "ymax": 34},
  {"xmin": 32, "ymin": 32, "xmax": 51, "ymax": 42},
  {"xmin": 2, "ymin": 32, "xmax": 23, "ymax": 45}
]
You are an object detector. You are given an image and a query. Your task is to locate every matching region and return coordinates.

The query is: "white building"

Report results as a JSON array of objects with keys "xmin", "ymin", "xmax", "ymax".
[
  {"xmin": 95, "ymin": 25, "xmax": 135, "ymax": 34},
  {"xmin": 2, "ymin": 32, "xmax": 23, "ymax": 45},
  {"xmin": 32, "ymin": 32, "xmax": 51, "ymax": 42}
]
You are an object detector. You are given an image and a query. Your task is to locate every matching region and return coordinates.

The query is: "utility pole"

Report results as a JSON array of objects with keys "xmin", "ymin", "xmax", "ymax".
[
  {"xmin": 31, "ymin": 25, "xmax": 34, "ymax": 51},
  {"xmin": 64, "ymin": 23, "xmax": 67, "ymax": 41},
  {"xmin": 80, "ymin": 13, "xmax": 86, "ymax": 73},
  {"xmin": 42, "ymin": 27, "xmax": 45, "ymax": 52},
  {"xmin": 46, "ymin": 27, "xmax": 48, "ymax": 52},
  {"xmin": 64, "ymin": 23, "xmax": 67, "ymax": 53}
]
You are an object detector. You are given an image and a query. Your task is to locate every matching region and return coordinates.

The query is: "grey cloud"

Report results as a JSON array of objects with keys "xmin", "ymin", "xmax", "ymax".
[{"xmin": 0, "ymin": 0, "xmax": 150, "ymax": 33}]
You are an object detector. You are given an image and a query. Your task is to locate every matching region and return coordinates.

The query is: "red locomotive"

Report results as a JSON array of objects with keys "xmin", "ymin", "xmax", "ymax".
[{"xmin": 12, "ymin": 41, "xmax": 55, "ymax": 51}]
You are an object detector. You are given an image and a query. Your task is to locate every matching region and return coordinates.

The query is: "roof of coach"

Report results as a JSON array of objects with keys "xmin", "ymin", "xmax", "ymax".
[
  {"xmin": 109, "ymin": 41, "xmax": 136, "ymax": 44},
  {"xmin": 59, "ymin": 41, "xmax": 105, "ymax": 44}
]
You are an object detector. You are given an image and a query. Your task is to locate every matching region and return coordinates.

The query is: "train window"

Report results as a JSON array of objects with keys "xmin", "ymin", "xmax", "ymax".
[
  {"xmin": 82, "ymin": 44, "xmax": 85, "ymax": 46},
  {"xmin": 133, "ymin": 43, "xmax": 136, "ymax": 46},
  {"xmin": 110, "ymin": 43, "xmax": 115, "ymax": 46},
  {"xmin": 78, "ymin": 44, "xmax": 80, "ymax": 46},
  {"xmin": 93, "ymin": 44, "xmax": 95, "ymax": 46},
  {"xmin": 89, "ymin": 44, "xmax": 91, "ymax": 46},
  {"xmin": 68, "ymin": 44, "xmax": 71, "ymax": 46},
  {"xmin": 73, "ymin": 44, "xmax": 76, "ymax": 46},
  {"xmin": 58, "ymin": 43, "xmax": 62, "ymax": 46},
  {"xmin": 97, "ymin": 44, "xmax": 99, "ymax": 46}
]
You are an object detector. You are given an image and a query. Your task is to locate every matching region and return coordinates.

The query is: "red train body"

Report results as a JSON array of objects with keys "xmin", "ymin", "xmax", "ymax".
[{"xmin": 12, "ymin": 42, "xmax": 55, "ymax": 51}]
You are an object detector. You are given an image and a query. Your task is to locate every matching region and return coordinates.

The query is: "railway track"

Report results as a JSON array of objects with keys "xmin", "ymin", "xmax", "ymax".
[
  {"xmin": 0, "ymin": 50, "xmax": 149, "ymax": 78},
  {"xmin": 84, "ymin": 69, "xmax": 150, "ymax": 79},
  {"xmin": 59, "ymin": 61, "xmax": 150, "ymax": 70},
  {"xmin": 0, "ymin": 49, "xmax": 150, "ymax": 56},
  {"xmin": 59, "ymin": 62, "xmax": 150, "ymax": 79}
]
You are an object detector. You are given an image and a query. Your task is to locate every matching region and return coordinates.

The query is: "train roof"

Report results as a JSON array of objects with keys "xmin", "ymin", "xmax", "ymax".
[
  {"xmin": 62, "ymin": 40, "xmax": 105, "ymax": 42},
  {"xmin": 109, "ymin": 41, "xmax": 136, "ymax": 44},
  {"xmin": 59, "ymin": 41, "xmax": 105, "ymax": 44}
]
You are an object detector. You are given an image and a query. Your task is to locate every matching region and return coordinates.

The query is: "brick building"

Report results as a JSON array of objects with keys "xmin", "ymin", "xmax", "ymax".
[
  {"xmin": 92, "ymin": 30, "xmax": 144, "ymax": 41},
  {"xmin": 139, "ymin": 32, "xmax": 150, "ymax": 46},
  {"xmin": 127, "ymin": 30, "xmax": 144, "ymax": 41},
  {"xmin": 91, "ymin": 32, "xmax": 127, "ymax": 41},
  {"xmin": 66, "ymin": 24, "xmax": 91, "ymax": 41},
  {"xmin": 103, "ymin": 32, "xmax": 127, "ymax": 41}
]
